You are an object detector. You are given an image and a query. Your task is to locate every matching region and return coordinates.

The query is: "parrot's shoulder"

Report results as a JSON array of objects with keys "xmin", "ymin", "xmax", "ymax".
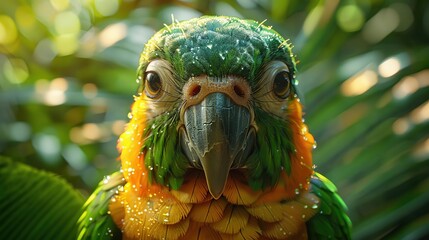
[
  {"xmin": 307, "ymin": 172, "xmax": 352, "ymax": 240},
  {"xmin": 77, "ymin": 171, "xmax": 125, "ymax": 240}
]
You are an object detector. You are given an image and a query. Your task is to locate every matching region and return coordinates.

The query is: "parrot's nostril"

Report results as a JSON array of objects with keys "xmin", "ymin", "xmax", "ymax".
[
  {"xmin": 234, "ymin": 85, "xmax": 245, "ymax": 98},
  {"xmin": 189, "ymin": 85, "xmax": 201, "ymax": 97},
  {"xmin": 183, "ymin": 76, "xmax": 250, "ymax": 108}
]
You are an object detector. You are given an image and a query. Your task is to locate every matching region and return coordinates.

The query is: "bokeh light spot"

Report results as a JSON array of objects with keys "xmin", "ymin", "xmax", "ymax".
[
  {"xmin": 410, "ymin": 101, "xmax": 429, "ymax": 124},
  {"xmin": 378, "ymin": 57, "xmax": 401, "ymax": 78},
  {"xmin": 83, "ymin": 83, "xmax": 98, "ymax": 99},
  {"xmin": 33, "ymin": 0, "xmax": 57, "ymax": 24},
  {"xmin": 82, "ymin": 123, "xmax": 102, "ymax": 141},
  {"xmin": 392, "ymin": 76, "xmax": 419, "ymax": 99},
  {"xmin": 362, "ymin": 8, "xmax": 399, "ymax": 43},
  {"xmin": 336, "ymin": 4, "xmax": 365, "ymax": 32},
  {"xmin": 51, "ymin": 77, "xmax": 69, "ymax": 91},
  {"xmin": 15, "ymin": 5, "xmax": 37, "ymax": 30},
  {"xmin": 43, "ymin": 78, "xmax": 68, "ymax": 106},
  {"xmin": 341, "ymin": 70, "xmax": 378, "ymax": 96},
  {"xmin": 0, "ymin": 15, "xmax": 18, "ymax": 45},
  {"xmin": 70, "ymin": 127, "xmax": 86, "ymax": 145},
  {"xmin": 34, "ymin": 39, "xmax": 56, "ymax": 64},
  {"xmin": 35, "ymin": 79, "xmax": 50, "ymax": 94},
  {"xmin": 391, "ymin": 3, "xmax": 414, "ymax": 32},
  {"xmin": 303, "ymin": 6, "xmax": 323, "ymax": 36},
  {"xmin": 95, "ymin": 0, "xmax": 119, "ymax": 17},
  {"xmin": 50, "ymin": 0, "xmax": 70, "ymax": 11},
  {"xmin": 44, "ymin": 88, "xmax": 66, "ymax": 106},
  {"xmin": 112, "ymin": 120, "xmax": 126, "ymax": 136},
  {"xmin": 392, "ymin": 118, "xmax": 410, "ymax": 135},
  {"xmin": 53, "ymin": 34, "xmax": 78, "ymax": 56},
  {"xmin": 3, "ymin": 58, "xmax": 29, "ymax": 84},
  {"xmin": 54, "ymin": 11, "xmax": 80, "ymax": 35},
  {"xmin": 98, "ymin": 23, "xmax": 127, "ymax": 48},
  {"xmin": 392, "ymin": 69, "xmax": 429, "ymax": 99},
  {"xmin": 9, "ymin": 122, "xmax": 32, "ymax": 142},
  {"xmin": 32, "ymin": 133, "xmax": 61, "ymax": 165},
  {"xmin": 63, "ymin": 144, "xmax": 87, "ymax": 171}
]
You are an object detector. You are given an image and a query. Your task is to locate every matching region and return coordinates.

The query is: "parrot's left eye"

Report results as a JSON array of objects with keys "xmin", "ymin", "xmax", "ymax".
[
  {"xmin": 144, "ymin": 72, "xmax": 162, "ymax": 98},
  {"xmin": 273, "ymin": 71, "xmax": 291, "ymax": 99}
]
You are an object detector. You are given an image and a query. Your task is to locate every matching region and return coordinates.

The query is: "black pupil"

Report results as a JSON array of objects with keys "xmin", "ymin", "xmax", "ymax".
[
  {"xmin": 273, "ymin": 71, "xmax": 290, "ymax": 98},
  {"xmin": 146, "ymin": 72, "xmax": 161, "ymax": 94}
]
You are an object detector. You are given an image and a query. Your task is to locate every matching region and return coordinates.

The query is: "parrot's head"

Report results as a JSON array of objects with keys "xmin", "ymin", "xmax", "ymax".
[{"xmin": 118, "ymin": 16, "xmax": 315, "ymax": 200}]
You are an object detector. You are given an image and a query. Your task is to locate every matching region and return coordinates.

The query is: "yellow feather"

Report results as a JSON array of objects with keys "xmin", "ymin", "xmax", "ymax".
[
  {"xmin": 259, "ymin": 192, "xmax": 319, "ymax": 239},
  {"xmin": 260, "ymin": 215, "xmax": 303, "ymax": 239},
  {"xmin": 171, "ymin": 171, "xmax": 209, "ymax": 203},
  {"xmin": 150, "ymin": 197, "xmax": 192, "ymax": 225},
  {"xmin": 259, "ymin": 218, "xmax": 309, "ymax": 239},
  {"xmin": 122, "ymin": 212, "xmax": 190, "ymax": 240},
  {"xmin": 282, "ymin": 192, "xmax": 319, "ymax": 222},
  {"xmin": 246, "ymin": 203, "xmax": 284, "ymax": 223},
  {"xmin": 180, "ymin": 222, "xmax": 223, "ymax": 240},
  {"xmin": 219, "ymin": 217, "xmax": 261, "ymax": 240},
  {"xmin": 146, "ymin": 218, "xmax": 190, "ymax": 240},
  {"xmin": 117, "ymin": 183, "xmax": 193, "ymax": 239},
  {"xmin": 223, "ymin": 172, "xmax": 261, "ymax": 205},
  {"xmin": 189, "ymin": 197, "xmax": 228, "ymax": 223},
  {"xmin": 210, "ymin": 205, "xmax": 249, "ymax": 234}
]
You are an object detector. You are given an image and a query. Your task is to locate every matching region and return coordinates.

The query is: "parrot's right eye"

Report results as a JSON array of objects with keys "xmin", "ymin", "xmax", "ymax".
[{"xmin": 144, "ymin": 71, "xmax": 162, "ymax": 98}]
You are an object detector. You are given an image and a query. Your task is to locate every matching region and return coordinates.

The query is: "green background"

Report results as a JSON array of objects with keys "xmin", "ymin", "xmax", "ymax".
[{"xmin": 1, "ymin": 0, "xmax": 428, "ymax": 238}]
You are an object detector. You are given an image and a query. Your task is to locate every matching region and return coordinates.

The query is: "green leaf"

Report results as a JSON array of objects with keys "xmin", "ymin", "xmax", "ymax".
[{"xmin": 0, "ymin": 156, "xmax": 85, "ymax": 240}]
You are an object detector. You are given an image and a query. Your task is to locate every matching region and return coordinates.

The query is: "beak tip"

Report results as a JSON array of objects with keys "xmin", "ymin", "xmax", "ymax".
[
  {"xmin": 202, "ymin": 162, "xmax": 229, "ymax": 200},
  {"xmin": 208, "ymin": 185, "xmax": 225, "ymax": 200}
]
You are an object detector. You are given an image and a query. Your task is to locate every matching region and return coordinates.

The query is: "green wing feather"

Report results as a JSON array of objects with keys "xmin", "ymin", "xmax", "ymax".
[
  {"xmin": 307, "ymin": 172, "xmax": 352, "ymax": 239},
  {"xmin": 77, "ymin": 171, "xmax": 125, "ymax": 240}
]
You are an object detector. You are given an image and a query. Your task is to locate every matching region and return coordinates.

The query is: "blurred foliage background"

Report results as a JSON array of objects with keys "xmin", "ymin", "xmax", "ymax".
[{"xmin": 0, "ymin": 0, "xmax": 428, "ymax": 239}]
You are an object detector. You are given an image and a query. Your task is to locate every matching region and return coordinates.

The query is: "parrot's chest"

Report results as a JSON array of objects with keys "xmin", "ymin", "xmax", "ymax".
[{"xmin": 109, "ymin": 179, "xmax": 319, "ymax": 240}]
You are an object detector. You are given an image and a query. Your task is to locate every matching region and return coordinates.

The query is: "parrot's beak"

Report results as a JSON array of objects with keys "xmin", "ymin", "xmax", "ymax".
[{"xmin": 180, "ymin": 92, "xmax": 255, "ymax": 199}]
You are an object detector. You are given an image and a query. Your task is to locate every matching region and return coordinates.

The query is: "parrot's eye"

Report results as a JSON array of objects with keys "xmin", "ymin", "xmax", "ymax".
[
  {"xmin": 273, "ymin": 71, "xmax": 291, "ymax": 99},
  {"xmin": 144, "ymin": 72, "xmax": 162, "ymax": 98}
]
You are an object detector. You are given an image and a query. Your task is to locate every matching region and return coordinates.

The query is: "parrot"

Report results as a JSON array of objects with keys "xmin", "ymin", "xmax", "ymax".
[{"xmin": 77, "ymin": 16, "xmax": 351, "ymax": 240}]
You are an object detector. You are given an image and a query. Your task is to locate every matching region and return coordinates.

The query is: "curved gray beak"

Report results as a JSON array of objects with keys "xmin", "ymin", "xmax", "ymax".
[{"xmin": 180, "ymin": 93, "xmax": 254, "ymax": 199}]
